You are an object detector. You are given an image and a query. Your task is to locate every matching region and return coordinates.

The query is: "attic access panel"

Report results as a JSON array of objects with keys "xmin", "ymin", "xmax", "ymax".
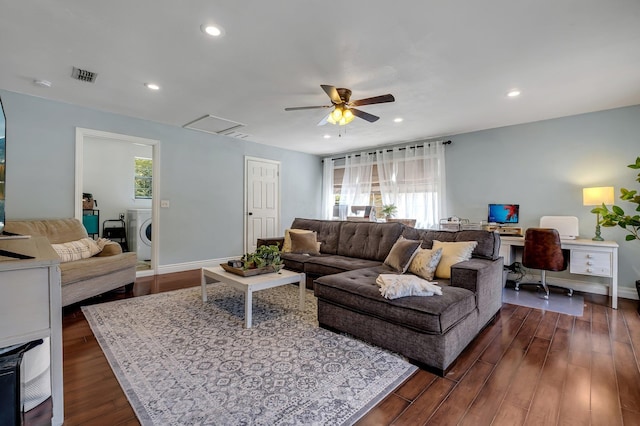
[{"xmin": 183, "ymin": 114, "xmax": 245, "ymax": 135}]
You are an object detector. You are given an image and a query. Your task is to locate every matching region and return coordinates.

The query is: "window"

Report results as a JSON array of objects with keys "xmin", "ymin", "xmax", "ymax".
[
  {"xmin": 325, "ymin": 141, "xmax": 446, "ymax": 228},
  {"xmin": 134, "ymin": 157, "xmax": 152, "ymax": 199}
]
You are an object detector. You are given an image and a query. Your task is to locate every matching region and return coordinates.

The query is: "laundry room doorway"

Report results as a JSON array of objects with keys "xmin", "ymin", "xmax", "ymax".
[{"xmin": 75, "ymin": 128, "xmax": 160, "ymax": 277}]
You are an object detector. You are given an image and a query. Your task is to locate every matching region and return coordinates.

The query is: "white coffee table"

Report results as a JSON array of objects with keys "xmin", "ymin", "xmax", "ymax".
[{"xmin": 201, "ymin": 265, "xmax": 306, "ymax": 328}]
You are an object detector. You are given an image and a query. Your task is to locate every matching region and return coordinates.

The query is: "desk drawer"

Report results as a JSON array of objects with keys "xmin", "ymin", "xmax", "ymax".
[{"xmin": 570, "ymin": 250, "xmax": 612, "ymax": 277}]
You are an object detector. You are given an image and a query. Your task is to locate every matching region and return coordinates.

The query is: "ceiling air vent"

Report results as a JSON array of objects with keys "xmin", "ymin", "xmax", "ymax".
[{"xmin": 71, "ymin": 67, "xmax": 98, "ymax": 83}]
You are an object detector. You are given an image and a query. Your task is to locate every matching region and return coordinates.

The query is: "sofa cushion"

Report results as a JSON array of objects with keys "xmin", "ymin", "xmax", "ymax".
[
  {"xmin": 5, "ymin": 218, "xmax": 88, "ymax": 244},
  {"xmin": 281, "ymin": 252, "xmax": 324, "ymax": 272},
  {"xmin": 61, "ymin": 252, "xmax": 137, "ymax": 285},
  {"xmin": 314, "ymin": 267, "xmax": 476, "ymax": 335},
  {"xmin": 337, "ymin": 221, "xmax": 403, "ymax": 261},
  {"xmin": 402, "ymin": 228, "xmax": 500, "ymax": 260},
  {"xmin": 433, "ymin": 240, "xmax": 478, "ymax": 279},
  {"xmin": 383, "ymin": 237, "xmax": 421, "ymax": 273},
  {"xmin": 291, "ymin": 218, "xmax": 342, "ymax": 255},
  {"xmin": 304, "ymin": 255, "xmax": 383, "ymax": 276}
]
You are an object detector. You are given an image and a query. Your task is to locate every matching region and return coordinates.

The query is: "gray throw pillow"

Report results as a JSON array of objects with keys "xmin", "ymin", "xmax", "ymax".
[{"xmin": 384, "ymin": 237, "xmax": 421, "ymax": 273}]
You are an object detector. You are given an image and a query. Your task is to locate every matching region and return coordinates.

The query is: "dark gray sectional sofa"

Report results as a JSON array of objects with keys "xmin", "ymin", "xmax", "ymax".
[{"xmin": 259, "ymin": 217, "xmax": 503, "ymax": 375}]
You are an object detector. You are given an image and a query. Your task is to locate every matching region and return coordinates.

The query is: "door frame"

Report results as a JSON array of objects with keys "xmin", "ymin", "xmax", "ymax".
[
  {"xmin": 75, "ymin": 128, "xmax": 160, "ymax": 277},
  {"xmin": 244, "ymin": 156, "xmax": 281, "ymax": 253}
]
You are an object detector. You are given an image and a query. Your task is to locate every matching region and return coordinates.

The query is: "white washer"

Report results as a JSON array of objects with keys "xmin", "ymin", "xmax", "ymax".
[{"xmin": 127, "ymin": 209, "xmax": 152, "ymax": 261}]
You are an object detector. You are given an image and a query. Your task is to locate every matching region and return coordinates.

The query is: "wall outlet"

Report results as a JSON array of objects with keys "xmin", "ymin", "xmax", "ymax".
[{"xmin": 160, "ymin": 199, "xmax": 170, "ymax": 208}]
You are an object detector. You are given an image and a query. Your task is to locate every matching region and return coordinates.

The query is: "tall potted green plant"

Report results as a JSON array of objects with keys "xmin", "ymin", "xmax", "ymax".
[
  {"xmin": 381, "ymin": 204, "xmax": 398, "ymax": 220},
  {"xmin": 591, "ymin": 156, "xmax": 640, "ymax": 304}
]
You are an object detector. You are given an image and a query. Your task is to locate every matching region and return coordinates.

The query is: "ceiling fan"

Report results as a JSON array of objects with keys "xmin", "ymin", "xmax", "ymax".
[{"xmin": 285, "ymin": 84, "xmax": 395, "ymax": 126}]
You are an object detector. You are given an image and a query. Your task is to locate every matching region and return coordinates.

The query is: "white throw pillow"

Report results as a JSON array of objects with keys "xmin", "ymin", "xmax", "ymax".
[
  {"xmin": 408, "ymin": 247, "xmax": 443, "ymax": 281},
  {"xmin": 51, "ymin": 238, "xmax": 102, "ymax": 263},
  {"xmin": 432, "ymin": 240, "xmax": 478, "ymax": 279}
]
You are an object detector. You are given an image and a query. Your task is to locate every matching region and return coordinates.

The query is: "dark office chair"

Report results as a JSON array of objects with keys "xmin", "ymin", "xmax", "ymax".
[{"xmin": 517, "ymin": 228, "xmax": 573, "ymax": 299}]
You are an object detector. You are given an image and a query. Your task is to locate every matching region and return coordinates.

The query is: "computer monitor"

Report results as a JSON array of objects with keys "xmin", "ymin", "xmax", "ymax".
[{"xmin": 488, "ymin": 204, "xmax": 519, "ymax": 224}]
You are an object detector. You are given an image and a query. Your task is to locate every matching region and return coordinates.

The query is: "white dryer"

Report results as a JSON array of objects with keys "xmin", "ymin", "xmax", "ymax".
[{"xmin": 127, "ymin": 209, "xmax": 152, "ymax": 261}]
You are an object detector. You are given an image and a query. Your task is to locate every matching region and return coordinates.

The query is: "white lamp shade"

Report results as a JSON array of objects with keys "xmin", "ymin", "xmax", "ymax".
[{"xmin": 582, "ymin": 186, "xmax": 615, "ymax": 206}]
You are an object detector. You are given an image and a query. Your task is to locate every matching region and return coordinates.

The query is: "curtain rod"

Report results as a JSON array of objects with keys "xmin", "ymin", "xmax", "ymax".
[{"xmin": 328, "ymin": 140, "xmax": 451, "ymax": 161}]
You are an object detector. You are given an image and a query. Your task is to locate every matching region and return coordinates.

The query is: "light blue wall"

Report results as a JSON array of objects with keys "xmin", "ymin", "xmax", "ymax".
[
  {"xmin": 1, "ymin": 89, "xmax": 322, "ymax": 265},
  {"xmin": 445, "ymin": 105, "xmax": 640, "ymax": 294}
]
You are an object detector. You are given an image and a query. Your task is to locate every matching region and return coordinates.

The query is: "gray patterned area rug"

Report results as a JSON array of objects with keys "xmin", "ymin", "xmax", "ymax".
[{"xmin": 82, "ymin": 283, "xmax": 417, "ymax": 425}]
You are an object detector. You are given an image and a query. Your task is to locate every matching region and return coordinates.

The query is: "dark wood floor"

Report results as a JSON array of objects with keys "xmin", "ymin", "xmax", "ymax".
[{"xmin": 27, "ymin": 270, "xmax": 640, "ymax": 425}]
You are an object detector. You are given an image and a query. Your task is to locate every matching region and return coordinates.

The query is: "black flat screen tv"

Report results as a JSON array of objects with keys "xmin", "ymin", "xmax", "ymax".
[{"xmin": 488, "ymin": 203, "xmax": 519, "ymax": 224}]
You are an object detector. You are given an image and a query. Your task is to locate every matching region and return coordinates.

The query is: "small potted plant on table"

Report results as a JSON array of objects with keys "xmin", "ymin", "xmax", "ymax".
[
  {"xmin": 242, "ymin": 245, "xmax": 282, "ymax": 273},
  {"xmin": 381, "ymin": 204, "xmax": 398, "ymax": 220}
]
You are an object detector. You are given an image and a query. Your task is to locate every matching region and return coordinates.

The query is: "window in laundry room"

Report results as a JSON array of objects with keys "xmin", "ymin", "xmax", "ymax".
[{"xmin": 134, "ymin": 157, "xmax": 152, "ymax": 199}]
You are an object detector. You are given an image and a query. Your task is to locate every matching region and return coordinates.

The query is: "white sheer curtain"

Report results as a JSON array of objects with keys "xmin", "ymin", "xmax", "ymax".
[
  {"xmin": 321, "ymin": 157, "xmax": 334, "ymax": 220},
  {"xmin": 377, "ymin": 142, "xmax": 446, "ymax": 229},
  {"xmin": 339, "ymin": 152, "xmax": 373, "ymax": 214}
]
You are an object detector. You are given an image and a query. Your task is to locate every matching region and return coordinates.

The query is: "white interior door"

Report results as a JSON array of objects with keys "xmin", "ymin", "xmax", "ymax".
[{"xmin": 245, "ymin": 157, "xmax": 280, "ymax": 253}]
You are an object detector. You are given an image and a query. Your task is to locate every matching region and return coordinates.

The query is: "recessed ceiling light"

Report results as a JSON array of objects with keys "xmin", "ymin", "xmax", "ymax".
[
  {"xmin": 145, "ymin": 83, "xmax": 160, "ymax": 91},
  {"xmin": 323, "ymin": 134, "xmax": 331, "ymax": 139},
  {"xmin": 507, "ymin": 89, "xmax": 521, "ymax": 97},
  {"xmin": 201, "ymin": 24, "xmax": 224, "ymax": 37},
  {"xmin": 393, "ymin": 117, "xmax": 403, "ymax": 123}
]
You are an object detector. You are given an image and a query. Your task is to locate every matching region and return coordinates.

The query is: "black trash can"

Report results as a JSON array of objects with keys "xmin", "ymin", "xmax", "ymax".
[{"xmin": 0, "ymin": 340, "xmax": 43, "ymax": 426}]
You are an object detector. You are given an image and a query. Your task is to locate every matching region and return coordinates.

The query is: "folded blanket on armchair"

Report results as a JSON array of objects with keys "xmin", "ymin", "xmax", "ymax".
[{"xmin": 376, "ymin": 274, "xmax": 443, "ymax": 299}]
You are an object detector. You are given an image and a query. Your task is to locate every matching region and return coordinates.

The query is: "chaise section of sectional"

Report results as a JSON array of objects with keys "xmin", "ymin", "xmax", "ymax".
[{"xmin": 257, "ymin": 217, "xmax": 503, "ymax": 374}]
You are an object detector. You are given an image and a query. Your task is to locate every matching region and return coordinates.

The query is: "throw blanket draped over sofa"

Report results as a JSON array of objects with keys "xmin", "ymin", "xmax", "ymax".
[{"xmin": 259, "ymin": 218, "xmax": 503, "ymax": 375}]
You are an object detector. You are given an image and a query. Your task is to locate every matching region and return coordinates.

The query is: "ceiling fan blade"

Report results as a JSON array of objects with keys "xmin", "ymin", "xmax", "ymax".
[
  {"xmin": 284, "ymin": 105, "xmax": 331, "ymax": 111},
  {"xmin": 321, "ymin": 84, "xmax": 342, "ymax": 104},
  {"xmin": 351, "ymin": 108, "xmax": 379, "ymax": 123},
  {"xmin": 317, "ymin": 113, "xmax": 330, "ymax": 126},
  {"xmin": 350, "ymin": 94, "xmax": 395, "ymax": 107}
]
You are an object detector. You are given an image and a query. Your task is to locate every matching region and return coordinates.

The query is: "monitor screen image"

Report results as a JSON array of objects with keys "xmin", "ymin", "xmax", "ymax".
[{"xmin": 488, "ymin": 204, "xmax": 519, "ymax": 224}]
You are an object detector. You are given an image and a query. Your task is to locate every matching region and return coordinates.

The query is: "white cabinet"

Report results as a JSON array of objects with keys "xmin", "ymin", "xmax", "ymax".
[{"xmin": 0, "ymin": 236, "xmax": 63, "ymax": 425}]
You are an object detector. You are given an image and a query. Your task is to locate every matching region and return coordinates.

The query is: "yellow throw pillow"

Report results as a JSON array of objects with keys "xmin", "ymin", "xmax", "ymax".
[
  {"xmin": 408, "ymin": 247, "xmax": 443, "ymax": 281},
  {"xmin": 432, "ymin": 240, "xmax": 478, "ymax": 279}
]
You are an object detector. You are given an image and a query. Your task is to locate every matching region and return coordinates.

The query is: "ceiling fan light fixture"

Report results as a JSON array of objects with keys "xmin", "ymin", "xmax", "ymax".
[{"xmin": 331, "ymin": 107, "xmax": 343, "ymax": 121}]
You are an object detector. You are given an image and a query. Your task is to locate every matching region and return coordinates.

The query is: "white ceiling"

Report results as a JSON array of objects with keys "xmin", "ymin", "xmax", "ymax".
[{"xmin": 1, "ymin": 0, "xmax": 639, "ymax": 155}]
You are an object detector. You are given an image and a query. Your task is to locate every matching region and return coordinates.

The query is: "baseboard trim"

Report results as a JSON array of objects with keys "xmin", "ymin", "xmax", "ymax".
[
  {"xmin": 156, "ymin": 256, "xmax": 239, "ymax": 275},
  {"xmin": 518, "ymin": 273, "xmax": 639, "ymax": 301}
]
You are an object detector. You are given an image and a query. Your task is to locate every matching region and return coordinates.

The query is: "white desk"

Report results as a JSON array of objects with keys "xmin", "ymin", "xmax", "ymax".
[
  {"xmin": 500, "ymin": 236, "xmax": 619, "ymax": 309},
  {"xmin": 0, "ymin": 237, "xmax": 63, "ymax": 425}
]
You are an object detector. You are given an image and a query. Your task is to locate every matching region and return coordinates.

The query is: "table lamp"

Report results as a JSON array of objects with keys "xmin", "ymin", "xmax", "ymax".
[{"xmin": 582, "ymin": 186, "xmax": 615, "ymax": 241}]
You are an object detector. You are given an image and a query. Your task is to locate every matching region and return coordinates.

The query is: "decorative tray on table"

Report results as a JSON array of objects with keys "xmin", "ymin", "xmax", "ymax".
[{"xmin": 220, "ymin": 263, "xmax": 282, "ymax": 277}]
